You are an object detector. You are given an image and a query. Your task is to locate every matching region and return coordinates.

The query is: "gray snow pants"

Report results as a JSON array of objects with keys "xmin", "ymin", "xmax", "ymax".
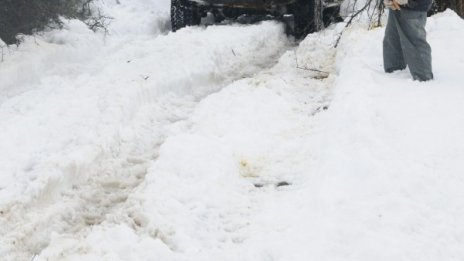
[{"xmin": 383, "ymin": 9, "xmax": 433, "ymax": 81}]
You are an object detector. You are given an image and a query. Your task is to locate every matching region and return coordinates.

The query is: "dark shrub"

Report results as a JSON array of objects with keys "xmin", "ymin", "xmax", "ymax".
[{"xmin": 0, "ymin": 0, "xmax": 101, "ymax": 45}]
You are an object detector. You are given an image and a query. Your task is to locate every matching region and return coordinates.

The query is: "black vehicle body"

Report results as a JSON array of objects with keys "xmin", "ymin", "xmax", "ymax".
[
  {"xmin": 171, "ymin": 0, "xmax": 342, "ymax": 38},
  {"xmin": 192, "ymin": 0, "xmax": 297, "ymax": 9}
]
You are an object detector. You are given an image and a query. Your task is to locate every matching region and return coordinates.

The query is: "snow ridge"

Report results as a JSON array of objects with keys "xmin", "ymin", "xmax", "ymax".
[
  {"xmin": 0, "ymin": 20, "xmax": 289, "ymax": 260},
  {"xmin": 2, "ymin": 2, "xmax": 464, "ymax": 260},
  {"xmin": 34, "ymin": 22, "xmax": 340, "ymax": 261}
]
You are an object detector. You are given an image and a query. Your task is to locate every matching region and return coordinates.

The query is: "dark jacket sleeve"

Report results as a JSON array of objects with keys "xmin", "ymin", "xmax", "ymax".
[{"xmin": 405, "ymin": 0, "xmax": 433, "ymax": 11}]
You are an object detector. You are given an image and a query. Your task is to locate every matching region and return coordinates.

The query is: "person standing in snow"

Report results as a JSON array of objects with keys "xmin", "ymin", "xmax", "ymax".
[{"xmin": 383, "ymin": 0, "xmax": 434, "ymax": 81}]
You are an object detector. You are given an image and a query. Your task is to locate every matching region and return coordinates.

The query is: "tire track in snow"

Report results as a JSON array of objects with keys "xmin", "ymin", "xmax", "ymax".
[
  {"xmin": 106, "ymin": 27, "xmax": 340, "ymax": 259},
  {"xmin": 33, "ymin": 26, "xmax": 341, "ymax": 260},
  {"xmin": 0, "ymin": 22, "xmax": 291, "ymax": 260}
]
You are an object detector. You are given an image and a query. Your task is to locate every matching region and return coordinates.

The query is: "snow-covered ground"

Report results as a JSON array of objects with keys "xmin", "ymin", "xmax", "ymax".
[{"xmin": 1, "ymin": 0, "xmax": 464, "ymax": 259}]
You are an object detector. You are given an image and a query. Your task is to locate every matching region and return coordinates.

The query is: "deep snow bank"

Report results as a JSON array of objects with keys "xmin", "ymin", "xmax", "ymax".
[
  {"xmin": 34, "ymin": 10, "xmax": 464, "ymax": 261},
  {"xmin": 33, "ymin": 17, "xmax": 339, "ymax": 261},
  {"xmin": 305, "ymin": 9, "xmax": 464, "ymax": 260},
  {"xmin": 0, "ymin": 14, "xmax": 289, "ymax": 260},
  {"xmin": 0, "ymin": 20, "xmax": 288, "ymax": 203},
  {"xmin": 2, "ymin": 3, "xmax": 464, "ymax": 260}
]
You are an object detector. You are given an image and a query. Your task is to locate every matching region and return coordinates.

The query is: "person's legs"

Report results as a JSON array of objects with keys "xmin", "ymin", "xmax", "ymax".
[
  {"xmin": 395, "ymin": 9, "xmax": 433, "ymax": 81},
  {"xmin": 383, "ymin": 10, "xmax": 406, "ymax": 73}
]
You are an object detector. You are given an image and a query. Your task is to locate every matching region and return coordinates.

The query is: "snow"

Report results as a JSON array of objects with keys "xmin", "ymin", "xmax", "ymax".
[
  {"xmin": 0, "ymin": 1, "xmax": 289, "ymax": 259},
  {"xmin": 1, "ymin": 0, "xmax": 464, "ymax": 260},
  {"xmin": 98, "ymin": 0, "xmax": 171, "ymax": 35}
]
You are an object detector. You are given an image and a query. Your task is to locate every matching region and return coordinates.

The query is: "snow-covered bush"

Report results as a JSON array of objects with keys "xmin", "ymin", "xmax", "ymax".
[{"xmin": 0, "ymin": 0, "xmax": 109, "ymax": 45}]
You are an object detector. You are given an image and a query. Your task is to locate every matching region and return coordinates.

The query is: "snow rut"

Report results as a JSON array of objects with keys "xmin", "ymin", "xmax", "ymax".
[
  {"xmin": 0, "ymin": 22, "xmax": 291, "ymax": 260},
  {"xmin": 32, "ymin": 26, "xmax": 340, "ymax": 260},
  {"xmin": 115, "ymin": 28, "xmax": 339, "ymax": 260}
]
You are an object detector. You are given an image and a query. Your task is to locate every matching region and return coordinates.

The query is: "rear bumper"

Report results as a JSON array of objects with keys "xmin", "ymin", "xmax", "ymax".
[{"xmin": 193, "ymin": 0, "xmax": 295, "ymax": 8}]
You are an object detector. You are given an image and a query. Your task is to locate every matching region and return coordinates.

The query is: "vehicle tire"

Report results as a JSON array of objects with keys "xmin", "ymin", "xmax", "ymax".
[
  {"xmin": 171, "ymin": 0, "xmax": 201, "ymax": 32},
  {"xmin": 323, "ymin": 5, "xmax": 342, "ymax": 27},
  {"xmin": 293, "ymin": 0, "xmax": 324, "ymax": 39}
]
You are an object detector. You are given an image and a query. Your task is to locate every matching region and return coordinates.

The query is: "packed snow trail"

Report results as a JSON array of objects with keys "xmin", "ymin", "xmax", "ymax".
[
  {"xmin": 28, "ymin": 22, "xmax": 337, "ymax": 261},
  {"xmin": 30, "ymin": 10, "xmax": 464, "ymax": 261},
  {"xmin": 0, "ymin": 8, "xmax": 291, "ymax": 260}
]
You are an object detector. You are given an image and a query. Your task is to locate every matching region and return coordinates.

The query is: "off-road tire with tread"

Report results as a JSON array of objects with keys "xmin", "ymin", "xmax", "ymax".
[
  {"xmin": 293, "ymin": 0, "xmax": 324, "ymax": 39},
  {"xmin": 171, "ymin": 0, "xmax": 201, "ymax": 32}
]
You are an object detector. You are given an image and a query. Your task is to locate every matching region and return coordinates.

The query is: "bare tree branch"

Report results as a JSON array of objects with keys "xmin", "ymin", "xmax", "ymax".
[
  {"xmin": 332, "ymin": 0, "xmax": 384, "ymax": 49},
  {"xmin": 294, "ymin": 50, "xmax": 330, "ymax": 79}
]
